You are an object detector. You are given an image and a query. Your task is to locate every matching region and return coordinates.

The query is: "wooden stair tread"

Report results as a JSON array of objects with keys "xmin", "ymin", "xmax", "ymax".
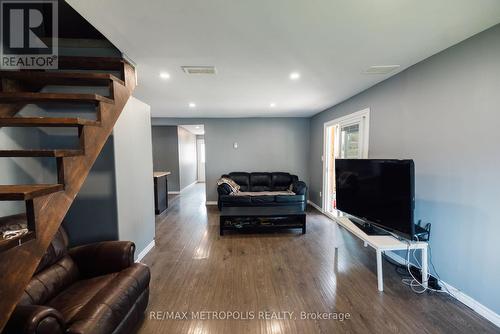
[
  {"xmin": 58, "ymin": 56, "xmax": 130, "ymax": 71},
  {"xmin": 0, "ymin": 71, "xmax": 124, "ymax": 86},
  {"xmin": 0, "ymin": 117, "xmax": 99, "ymax": 127},
  {"xmin": 0, "ymin": 149, "xmax": 83, "ymax": 157},
  {"xmin": 0, "ymin": 184, "xmax": 64, "ymax": 200},
  {"xmin": 0, "ymin": 92, "xmax": 113, "ymax": 104}
]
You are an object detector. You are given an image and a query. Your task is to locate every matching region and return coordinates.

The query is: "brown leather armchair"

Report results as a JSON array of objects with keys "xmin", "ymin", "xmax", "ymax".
[{"xmin": 4, "ymin": 228, "xmax": 150, "ymax": 334}]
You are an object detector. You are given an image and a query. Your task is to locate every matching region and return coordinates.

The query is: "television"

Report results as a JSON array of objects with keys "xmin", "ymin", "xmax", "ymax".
[{"xmin": 335, "ymin": 159, "xmax": 415, "ymax": 240}]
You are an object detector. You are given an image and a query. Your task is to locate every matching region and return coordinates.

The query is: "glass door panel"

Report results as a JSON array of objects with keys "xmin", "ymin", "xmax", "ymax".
[
  {"xmin": 340, "ymin": 123, "xmax": 361, "ymax": 159},
  {"xmin": 323, "ymin": 109, "xmax": 369, "ymax": 214}
]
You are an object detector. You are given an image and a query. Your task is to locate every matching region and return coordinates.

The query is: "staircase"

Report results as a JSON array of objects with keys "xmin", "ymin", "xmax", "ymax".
[{"xmin": 0, "ymin": 56, "xmax": 136, "ymax": 331}]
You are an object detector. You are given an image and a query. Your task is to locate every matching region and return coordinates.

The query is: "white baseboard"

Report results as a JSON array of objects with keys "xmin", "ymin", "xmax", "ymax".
[
  {"xmin": 168, "ymin": 191, "xmax": 180, "ymax": 195},
  {"xmin": 384, "ymin": 251, "xmax": 500, "ymax": 327},
  {"xmin": 136, "ymin": 240, "xmax": 155, "ymax": 263},
  {"xmin": 205, "ymin": 201, "xmax": 217, "ymax": 206},
  {"xmin": 439, "ymin": 283, "xmax": 500, "ymax": 327},
  {"xmin": 181, "ymin": 181, "xmax": 197, "ymax": 192},
  {"xmin": 307, "ymin": 200, "xmax": 323, "ymax": 213}
]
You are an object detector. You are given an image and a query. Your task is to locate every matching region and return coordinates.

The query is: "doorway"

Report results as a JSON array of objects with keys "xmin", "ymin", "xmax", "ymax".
[
  {"xmin": 197, "ymin": 137, "xmax": 206, "ymax": 182},
  {"xmin": 323, "ymin": 109, "xmax": 370, "ymax": 214}
]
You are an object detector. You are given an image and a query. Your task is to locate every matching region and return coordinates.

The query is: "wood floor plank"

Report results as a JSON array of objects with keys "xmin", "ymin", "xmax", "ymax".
[{"xmin": 137, "ymin": 184, "xmax": 498, "ymax": 334}]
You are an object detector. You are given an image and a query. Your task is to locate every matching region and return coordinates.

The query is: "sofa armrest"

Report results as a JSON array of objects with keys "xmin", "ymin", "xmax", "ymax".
[
  {"xmin": 217, "ymin": 183, "xmax": 232, "ymax": 196},
  {"xmin": 292, "ymin": 181, "xmax": 307, "ymax": 195},
  {"xmin": 68, "ymin": 241, "xmax": 135, "ymax": 278},
  {"xmin": 4, "ymin": 305, "xmax": 65, "ymax": 334}
]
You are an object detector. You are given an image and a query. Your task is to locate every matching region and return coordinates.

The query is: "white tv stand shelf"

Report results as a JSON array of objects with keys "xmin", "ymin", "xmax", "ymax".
[{"xmin": 333, "ymin": 216, "xmax": 428, "ymax": 292}]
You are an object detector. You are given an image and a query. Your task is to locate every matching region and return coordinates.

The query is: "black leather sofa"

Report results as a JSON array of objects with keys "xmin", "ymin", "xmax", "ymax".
[{"xmin": 217, "ymin": 172, "xmax": 307, "ymax": 211}]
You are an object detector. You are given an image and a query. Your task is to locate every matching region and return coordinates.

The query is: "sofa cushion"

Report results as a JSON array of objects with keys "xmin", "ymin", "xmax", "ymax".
[
  {"xmin": 228, "ymin": 172, "xmax": 250, "ymax": 191},
  {"xmin": 275, "ymin": 195, "xmax": 306, "ymax": 203},
  {"xmin": 271, "ymin": 172, "xmax": 293, "ymax": 191},
  {"xmin": 35, "ymin": 229, "xmax": 69, "ymax": 274},
  {"xmin": 20, "ymin": 255, "xmax": 80, "ymax": 306},
  {"xmin": 250, "ymin": 195, "xmax": 276, "ymax": 204},
  {"xmin": 47, "ymin": 272, "xmax": 116, "ymax": 323},
  {"xmin": 249, "ymin": 172, "xmax": 272, "ymax": 192},
  {"xmin": 53, "ymin": 264, "xmax": 150, "ymax": 334},
  {"xmin": 219, "ymin": 195, "xmax": 251, "ymax": 204}
]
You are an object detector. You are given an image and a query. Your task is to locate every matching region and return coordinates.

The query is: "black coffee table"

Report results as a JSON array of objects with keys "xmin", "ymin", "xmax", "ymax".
[{"xmin": 219, "ymin": 207, "xmax": 306, "ymax": 235}]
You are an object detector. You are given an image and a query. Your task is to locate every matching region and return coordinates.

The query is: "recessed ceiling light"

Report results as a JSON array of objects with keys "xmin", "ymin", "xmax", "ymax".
[
  {"xmin": 289, "ymin": 72, "xmax": 301, "ymax": 80},
  {"xmin": 270, "ymin": 102, "xmax": 276, "ymax": 108},
  {"xmin": 189, "ymin": 102, "xmax": 196, "ymax": 108},
  {"xmin": 159, "ymin": 72, "xmax": 170, "ymax": 79}
]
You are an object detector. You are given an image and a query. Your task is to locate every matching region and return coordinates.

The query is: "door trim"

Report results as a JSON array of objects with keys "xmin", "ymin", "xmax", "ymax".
[{"xmin": 322, "ymin": 108, "xmax": 370, "ymax": 211}]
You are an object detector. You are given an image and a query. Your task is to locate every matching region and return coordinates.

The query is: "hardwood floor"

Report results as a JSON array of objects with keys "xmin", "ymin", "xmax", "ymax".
[{"xmin": 137, "ymin": 184, "xmax": 498, "ymax": 334}]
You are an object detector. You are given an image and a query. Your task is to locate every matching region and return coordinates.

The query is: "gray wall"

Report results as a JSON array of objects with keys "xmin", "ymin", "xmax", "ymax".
[
  {"xmin": 67, "ymin": 97, "xmax": 156, "ymax": 258},
  {"xmin": 152, "ymin": 118, "xmax": 310, "ymax": 202},
  {"xmin": 114, "ymin": 97, "xmax": 155, "ymax": 259},
  {"xmin": 151, "ymin": 126, "xmax": 180, "ymax": 192},
  {"xmin": 309, "ymin": 24, "xmax": 500, "ymax": 314},
  {"xmin": 64, "ymin": 137, "xmax": 119, "ymax": 245},
  {"xmin": 177, "ymin": 126, "xmax": 198, "ymax": 190},
  {"xmin": 0, "ymin": 127, "xmax": 51, "ymax": 216}
]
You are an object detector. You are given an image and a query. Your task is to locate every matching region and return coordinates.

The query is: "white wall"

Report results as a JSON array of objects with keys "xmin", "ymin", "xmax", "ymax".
[
  {"xmin": 177, "ymin": 126, "xmax": 198, "ymax": 190},
  {"xmin": 113, "ymin": 97, "xmax": 155, "ymax": 260}
]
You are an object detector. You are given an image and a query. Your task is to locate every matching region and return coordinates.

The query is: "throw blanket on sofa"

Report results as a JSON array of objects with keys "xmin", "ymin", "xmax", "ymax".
[
  {"xmin": 217, "ymin": 177, "xmax": 296, "ymax": 196},
  {"xmin": 217, "ymin": 177, "xmax": 241, "ymax": 193}
]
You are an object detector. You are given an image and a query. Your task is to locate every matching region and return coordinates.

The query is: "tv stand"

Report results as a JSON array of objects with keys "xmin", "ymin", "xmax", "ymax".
[
  {"xmin": 333, "ymin": 216, "xmax": 428, "ymax": 292},
  {"xmin": 350, "ymin": 220, "xmax": 390, "ymax": 236}
]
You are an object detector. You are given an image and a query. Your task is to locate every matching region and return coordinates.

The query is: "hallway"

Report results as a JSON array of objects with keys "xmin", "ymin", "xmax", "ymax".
[{"xmin": 137, "ymin": 183, "xmax": 497, "ymax": 334}]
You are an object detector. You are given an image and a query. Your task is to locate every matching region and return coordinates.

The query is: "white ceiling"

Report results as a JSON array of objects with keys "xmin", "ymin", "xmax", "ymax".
[
  {"xmin": 180, "ymin": 124, "xmax": 205, "ymax": 135},
  {"xmin": 67, "ymin": 0, "xmax": 500, "ymax": 118}
]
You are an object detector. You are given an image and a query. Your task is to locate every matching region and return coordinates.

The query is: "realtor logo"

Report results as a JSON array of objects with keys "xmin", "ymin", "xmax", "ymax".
[{"xmin": 1, "ymin": 0, "xmax": 58, "ymax": 69}]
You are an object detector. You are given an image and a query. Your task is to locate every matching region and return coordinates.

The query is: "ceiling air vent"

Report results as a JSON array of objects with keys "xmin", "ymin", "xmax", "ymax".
[
  {"xmin": 182, "ymin": 66, "xmax": 217, "ymax": 75},
  {"xmin": 363, "ymin": 65, "xmax": 400, "ymax": 75}
]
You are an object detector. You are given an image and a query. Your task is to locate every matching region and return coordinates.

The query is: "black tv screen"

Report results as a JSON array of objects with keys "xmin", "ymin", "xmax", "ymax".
[{"xmin": 335, "ymin": 159, "xmax": 415, "ymax": 239}]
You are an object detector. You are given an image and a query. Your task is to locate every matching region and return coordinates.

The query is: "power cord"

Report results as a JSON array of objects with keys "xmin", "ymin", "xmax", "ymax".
[{"xmin": 401, "ymin": 235, "xmax": 452, "ymax": 295}]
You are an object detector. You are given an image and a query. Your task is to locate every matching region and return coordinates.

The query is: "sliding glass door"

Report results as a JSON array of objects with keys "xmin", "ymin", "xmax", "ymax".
[{"xmin": 323, "ymin": 109, "xmax": 370, "ymax": 214}]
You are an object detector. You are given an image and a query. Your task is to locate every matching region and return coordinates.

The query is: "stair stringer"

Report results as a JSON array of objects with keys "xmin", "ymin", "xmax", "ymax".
[{"xmin": 0, "ymin": 63, "xmax": 136, "ymax": 331}]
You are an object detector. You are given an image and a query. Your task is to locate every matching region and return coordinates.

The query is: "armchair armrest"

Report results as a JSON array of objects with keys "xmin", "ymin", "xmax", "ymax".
[
  {"xmin": 4, "ymin": 305, "xmax": 65, "ymax": 334},
  {"xmin": 292, "ymin": 181, "xmax": 307, "ymax": 195},
  {"xmin": 68, "ymin": 241, "xmax": 135, "ymax": 278}
]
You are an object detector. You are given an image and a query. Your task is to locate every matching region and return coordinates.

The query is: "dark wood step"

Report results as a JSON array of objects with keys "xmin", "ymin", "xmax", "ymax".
[
  {"xmin": 0, "ymin": 71, "xmax": 124, "ymax": 87},
  {"xmin": 0, "ymin": 184, "xmax": 64, "ymax": 200},
  {"xmin": 0, "ymin": 117, "xmax": 99, "ymax": 127},
  {"xmin": 0, "ymin": 92, "xmax": 113, "ymax": 104},
  {"xmin": 0, "ymin": 149, "xmax": 83, "ymax": 157},
  {"xmin": 58, "ymin": 56, "xmax": 130, "ymax": 71}
]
